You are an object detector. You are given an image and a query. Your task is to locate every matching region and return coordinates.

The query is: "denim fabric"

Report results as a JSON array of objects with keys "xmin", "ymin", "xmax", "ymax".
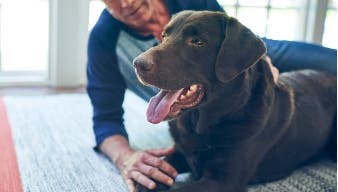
[{"xmin": 263, "ymin": 38, "xmax": 337, "ymax": 74}]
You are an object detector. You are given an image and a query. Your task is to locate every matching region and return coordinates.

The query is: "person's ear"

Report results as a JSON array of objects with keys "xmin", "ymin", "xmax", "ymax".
[{"xmin": 215, "ymin": 15, "xmax": 266, "ymax": 83}]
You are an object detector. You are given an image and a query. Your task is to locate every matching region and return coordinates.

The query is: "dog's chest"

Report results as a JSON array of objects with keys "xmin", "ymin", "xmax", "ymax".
[
  {"xmin": 170, "ymin": 112, "xmax": 237, "ymax": 152},
  {"xmin": 170, "ymin": 115, "xmax": 213, "ymax": 155}
]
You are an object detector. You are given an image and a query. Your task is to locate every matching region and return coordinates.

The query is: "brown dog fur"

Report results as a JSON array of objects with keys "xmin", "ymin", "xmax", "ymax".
[{"xmin": 133, "ymin": 11, "xmax": 337, "ymax": 192}]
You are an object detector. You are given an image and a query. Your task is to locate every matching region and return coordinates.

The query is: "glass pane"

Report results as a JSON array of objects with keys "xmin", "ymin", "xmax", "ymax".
[
  {"xmin": 270, "ymin": 0, "xmax": 301, "ymax": 8},
  {"xmin": 0, "ymin": 0, "xmax": 49, "ymax": 72},
  {"xmin": 217, "ymin": 0, "xmax": 237, "ymax": 6},
  {"xmin": 322, "ymin": 8, "xmax": 337, "ymax": 48},
  {"xmin": 223, "ymin": 6, "xmax": 236, "ymax": 17},
  {"xmin": 89, "ymin": 0, "xmax": 105, "ymax": 31},
  {"xmin": 265, "ymin": 9, "xmax": 297, "ymax": 40},
  {"xmin": 328, "ymin": 0, "xmax": 337, "ymax": 8},
  {"xmin": 238, "ymin": 0, "xmax": 268, "ymax": 7},
  {"xmin": 237, "ymin": 8, "xmax": 267, "ymax": 37}
]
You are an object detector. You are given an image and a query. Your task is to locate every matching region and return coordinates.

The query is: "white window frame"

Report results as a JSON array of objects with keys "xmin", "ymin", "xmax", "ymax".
[
  {"xmin": 48, "ymin": 0, "xmax": 89, "ymax": 87},
  {"xmin": 304, "ymin": 0, "xmax": 329, "ymax": 44}
]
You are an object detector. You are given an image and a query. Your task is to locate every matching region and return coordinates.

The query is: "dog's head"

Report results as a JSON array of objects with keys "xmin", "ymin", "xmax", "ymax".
[{"xmin": 133, "ymin": 11, "xmax": 266, "ymax": 124}]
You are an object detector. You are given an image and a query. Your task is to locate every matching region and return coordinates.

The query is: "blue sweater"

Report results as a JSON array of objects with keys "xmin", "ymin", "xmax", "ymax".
[{"xmin": 87, "ymin": 0, "xmax": 224, "ymax": 148}]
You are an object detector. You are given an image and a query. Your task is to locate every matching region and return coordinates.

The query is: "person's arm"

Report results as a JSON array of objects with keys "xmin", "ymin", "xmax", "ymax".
[
  {"xmin": 100, "ymin": 135, "xmax": 133, "ymax": 169},
  {"xmin": 87, "ymin": 10, "xmax": 128, "ymax": 149},
  {"xmin": 100, "ymin": 135, "xmax": 177, "ymax": 192},
  {"xmin": 87, "ymin": 9, "xmax": 177, "ymax": 192}
]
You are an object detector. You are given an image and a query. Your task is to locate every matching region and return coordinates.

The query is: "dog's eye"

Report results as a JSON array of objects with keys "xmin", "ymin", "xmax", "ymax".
[{"xmin": 189, "ymin": 37, "xmax": 203, "ymax": 46}]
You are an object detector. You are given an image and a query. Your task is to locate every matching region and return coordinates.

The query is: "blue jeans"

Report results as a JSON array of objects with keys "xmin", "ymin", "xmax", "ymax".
[
  {"xmin": 263, "ymin": 38, "xmax": 337, "ymax": 74},
  {"xmin": 117, "ymin": 34, "xmax": 337, "ymax": 102}
]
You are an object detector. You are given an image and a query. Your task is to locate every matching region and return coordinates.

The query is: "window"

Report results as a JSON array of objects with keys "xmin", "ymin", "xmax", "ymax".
[
  {"xmin": 89, "ymin": 0, "xmax": 105, "ymax": 30},
  {"xmin": 218, "ymin": 0, "xmax": 337, "ymax": 48},
  {"xmin": 218, "ymin": 0, "xmax": 302, "ymax": 40},
  {"xmin": 0, "ymin": 0, "xmax": 49, "ymax": 83},
  {"xmin": 322, "ymin": 0, "xmax": 337, "ymax": 49},
  {"xmin": 90, "ymin": 0, "xmax": 336, "ymax": 48}
]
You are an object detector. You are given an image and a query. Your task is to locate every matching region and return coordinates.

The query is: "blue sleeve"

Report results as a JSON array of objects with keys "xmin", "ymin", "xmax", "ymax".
[{"xmin": 86, "ymin": 10, "xmax": 128, "ymax": 150}]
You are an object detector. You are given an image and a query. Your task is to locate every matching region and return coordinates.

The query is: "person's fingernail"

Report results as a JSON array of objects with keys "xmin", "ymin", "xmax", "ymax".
[
  {"xmin": 168, "ymin": 179, "xmax": 174, "ymax": 186},
  {"xmin": 148, "ymin": 182, "xmax": 156, "ymax": 189}
]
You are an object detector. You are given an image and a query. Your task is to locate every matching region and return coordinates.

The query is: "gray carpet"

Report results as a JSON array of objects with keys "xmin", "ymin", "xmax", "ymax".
[{"xmin": 3, "ymin": 92, "xmax": 337, "ymax": 192}]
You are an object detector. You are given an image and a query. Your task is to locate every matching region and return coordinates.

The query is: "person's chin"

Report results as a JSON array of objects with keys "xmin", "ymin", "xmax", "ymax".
[{"xmin": 131, "ymin": 16, "xmax": 152, "ymax": 27}]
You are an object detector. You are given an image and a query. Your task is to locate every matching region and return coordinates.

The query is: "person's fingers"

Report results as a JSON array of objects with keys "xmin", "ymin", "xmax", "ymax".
[
  {"xmin": 142, "ymin": 153, "xmax": 178, "ymax": 178},
  {"xmin": 264, "ymin": 55, "xmax": 279, "ymax": 83},
  {"xmin": 120, "ymin": 149, "xmax": 177, "ymax": 191},
  {"xmin": 130, "ymin": 171, "xmax": 156, "ymax": 190},
  {"xmin": 146, "ymin": 145, "xmax": 175, "ymax": 157},
  {"xmin": 125, "ymin": 178, "xmax": 136, "ymax": 192},
  {"xmin": 136, "ymin": 163, "xmax": 174, "ymax": 186}
]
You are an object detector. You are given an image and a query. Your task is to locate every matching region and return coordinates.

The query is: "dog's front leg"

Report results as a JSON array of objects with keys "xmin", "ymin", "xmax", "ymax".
[
  {"xmin": 163, "ymin": 147, "xmax": 191, "ymax": 174},
  {"xmin": 166, "ymin": 142, "xmax": 271, "ymax": 192}
]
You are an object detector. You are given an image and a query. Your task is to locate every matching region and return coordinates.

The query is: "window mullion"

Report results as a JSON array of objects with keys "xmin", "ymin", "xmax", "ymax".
[
  {"xmin": 235, "ymin": 0, "xmax": 239, "ymax": 17},
  {"xmin": 265, "ymin": 0, "xmax": 272, "ymax": 37},
  {"xmin": 49, "ymin": 0, "xmax": 89, "ymax": 87},
  {"xmin": 305, "ymin": 0, "xmax": 329, "ymax": 44}
]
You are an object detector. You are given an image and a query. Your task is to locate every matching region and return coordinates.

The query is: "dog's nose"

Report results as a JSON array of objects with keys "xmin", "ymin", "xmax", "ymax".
[{"xmin": 133, "ymin": 55, "xmax": 154, "ymax": 72}]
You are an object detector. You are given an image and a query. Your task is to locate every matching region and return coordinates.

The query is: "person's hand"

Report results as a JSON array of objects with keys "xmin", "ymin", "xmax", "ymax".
[
  {"xmin": 119, "ymin": 146, "xmax": 178, "ymax": 192},
  {"xmin": 264, "ymin": 55, "xmax": 279, "ymax": 83}
]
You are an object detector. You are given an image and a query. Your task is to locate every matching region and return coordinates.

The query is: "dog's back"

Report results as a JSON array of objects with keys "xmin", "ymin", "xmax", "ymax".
[
  {"xmin": 254, "ymin": 69, "xmax": 337, "ymax": 183},
  {"xmin": 280, "ymin": 70, "xmax": 336, "ymax": 140},
  {"xmin": 281, "ymin": 69, "xmax": 337, "ymax": 158},
  {"xmin": 281, "ymin": 70, "xmax": 336, "ymax": 104}
]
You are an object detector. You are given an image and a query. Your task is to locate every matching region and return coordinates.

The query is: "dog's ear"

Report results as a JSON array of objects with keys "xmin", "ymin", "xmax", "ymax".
[{"xmin": 215, "ymin": 16, "xmax": 266, "ymax": 83}]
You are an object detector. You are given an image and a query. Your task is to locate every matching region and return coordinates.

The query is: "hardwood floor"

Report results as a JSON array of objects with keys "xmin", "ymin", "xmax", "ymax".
[{"xmin": 0, "ymin": 86, "xmax": 86, "ymax": 96}]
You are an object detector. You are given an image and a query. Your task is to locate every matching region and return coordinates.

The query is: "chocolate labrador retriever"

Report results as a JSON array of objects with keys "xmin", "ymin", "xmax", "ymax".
[{"xmin": 133, "ymin": 11, "xmax": 337, "ymax": 192}]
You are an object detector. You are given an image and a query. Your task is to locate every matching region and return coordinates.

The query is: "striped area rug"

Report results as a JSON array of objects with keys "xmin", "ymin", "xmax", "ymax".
[
  {"xmin": 0, "ymin": 92, "xmax": 336, "ymax": 192},
  {"xmin": 0, "ymin": 98, "xmax": 22, "ymax": 192}
]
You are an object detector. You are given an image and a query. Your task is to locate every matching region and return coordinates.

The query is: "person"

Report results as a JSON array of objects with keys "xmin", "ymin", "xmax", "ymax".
[{"xmin": 86, "ymin": 0, "xmax": 337, "ymax": 191}]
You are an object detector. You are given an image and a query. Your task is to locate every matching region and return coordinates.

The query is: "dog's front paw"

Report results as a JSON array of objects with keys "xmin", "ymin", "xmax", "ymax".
[{"xmin": 135, "ymin": 182, "xmax": 171, "ymax": 192}]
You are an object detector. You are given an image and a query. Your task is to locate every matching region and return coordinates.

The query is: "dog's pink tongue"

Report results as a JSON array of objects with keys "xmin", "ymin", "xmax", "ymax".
[{"xmin": 147, "ymin": 89, "xmax": 183, "ymax": 124}]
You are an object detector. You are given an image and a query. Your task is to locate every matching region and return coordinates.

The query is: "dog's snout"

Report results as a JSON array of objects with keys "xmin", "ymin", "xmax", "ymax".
[{"xmin": 133, "ymin": 55, "xmax": 154, "ymax": 72}]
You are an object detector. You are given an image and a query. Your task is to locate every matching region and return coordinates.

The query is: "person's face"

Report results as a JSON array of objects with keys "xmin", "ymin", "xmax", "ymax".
[{"xmin": 103, "ymin": 0, "xmax": 154, "ymax": 28}]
